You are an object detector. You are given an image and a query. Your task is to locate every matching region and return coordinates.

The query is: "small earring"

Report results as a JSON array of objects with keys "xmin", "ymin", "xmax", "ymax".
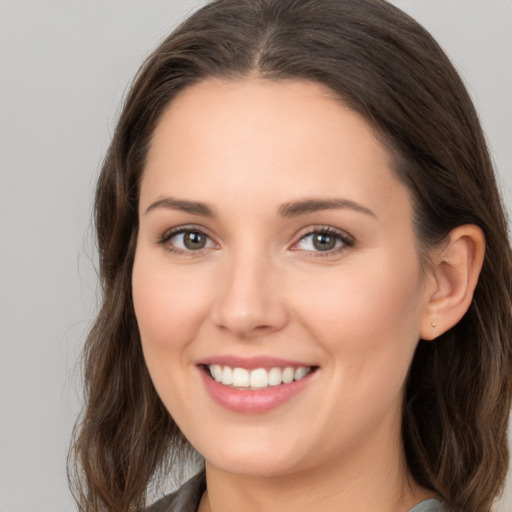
[{"xmin": 431, "ymin": 321, "xmax": 437, "ymax": 328}]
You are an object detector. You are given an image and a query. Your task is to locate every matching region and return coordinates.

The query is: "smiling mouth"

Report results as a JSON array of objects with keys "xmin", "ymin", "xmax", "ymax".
[{"xmin": 203, "ymin": 364, "xmax": 317, "ymax": 390}]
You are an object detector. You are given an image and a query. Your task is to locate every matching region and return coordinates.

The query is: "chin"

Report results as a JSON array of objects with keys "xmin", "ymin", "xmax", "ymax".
[
  {"xmin": 193, "ymin": 430, "xmax": 310, "ymax": 477},
  {"xmin": 206, "ymin": 454, "xmax": 305, "ymax": 478}
]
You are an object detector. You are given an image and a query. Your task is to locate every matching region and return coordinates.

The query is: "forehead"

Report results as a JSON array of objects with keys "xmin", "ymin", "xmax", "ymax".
[
  {"xmin": 148, "ymin": 78, "xmax": 384, "ymax": 163},
  {"xmin": 141, "ymin": 77, "xmax": 410, "ymax": 222}
]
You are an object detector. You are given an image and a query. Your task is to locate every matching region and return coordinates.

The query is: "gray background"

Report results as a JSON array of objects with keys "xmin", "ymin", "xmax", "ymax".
[{"xmin": 0, "ymin": 1, "xmax": 511, "ymax": 511}]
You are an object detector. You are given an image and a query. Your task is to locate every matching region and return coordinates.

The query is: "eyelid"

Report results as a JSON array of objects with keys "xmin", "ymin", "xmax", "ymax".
[
  {"xmin": 157, "ymin": 224, "xmax": 218, "ymax": 253},
  {"xmin": 155, "ymin": 223, "xmax": 354, "ymax": 257},
  {"xmin": 290, "ymin": 225, "xmax": 355, "ymax": 256}
]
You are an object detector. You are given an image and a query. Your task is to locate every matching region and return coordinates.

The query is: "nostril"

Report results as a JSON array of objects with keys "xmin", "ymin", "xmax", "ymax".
[{"xmin": 253, "ymin": 324, "xmax": 272, "ymax": 331}]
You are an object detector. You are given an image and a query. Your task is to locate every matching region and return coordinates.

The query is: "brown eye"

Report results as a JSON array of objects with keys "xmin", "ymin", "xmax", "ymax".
[
  {"xmin": 161, "ymin": 228, "xmax": 215, "ymax": 252},
  {"xmin": 293, "ymin": 228, "xmax": 354, "ymax": 255},
  {"xmin": 312, "ymin": 233, "xmax": 337, "ymax": 251},
  {"xmin": 183, "ymin": 230, "xmax": 208, "ymax": 250}
]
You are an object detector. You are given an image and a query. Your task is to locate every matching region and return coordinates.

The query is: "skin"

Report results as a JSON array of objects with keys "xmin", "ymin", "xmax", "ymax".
[{"xmin": 133, "ymin": 78, "xmax": 450, "ymax": 511}]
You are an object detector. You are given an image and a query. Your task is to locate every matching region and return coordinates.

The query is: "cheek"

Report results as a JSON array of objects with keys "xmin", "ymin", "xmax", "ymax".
[
  {"xmin": 131, "ymin": 251, "xmax": 211, "ymax": 356},
  {"xmin": 295, "ymin": 257, "xmax": 424, "ymax": 440},
  {"xmin": 131, "ymin": 250, "xmax": 215, "ymax": 421},
  {"xmin": 294, "ymin": 254, "xmax": 424, "ymax": 370}
]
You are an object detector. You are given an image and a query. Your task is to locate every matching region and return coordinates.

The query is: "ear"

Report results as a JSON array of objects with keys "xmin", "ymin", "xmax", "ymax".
[{"xmin": 420, "ymin": 225, "xmax": 485, "ymax": 340}]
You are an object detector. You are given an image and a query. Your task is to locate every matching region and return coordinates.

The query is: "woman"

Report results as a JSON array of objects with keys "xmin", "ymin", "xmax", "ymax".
[{"xmin": 70, "ymin": 1, "xmax": 512, "ymax": 511}]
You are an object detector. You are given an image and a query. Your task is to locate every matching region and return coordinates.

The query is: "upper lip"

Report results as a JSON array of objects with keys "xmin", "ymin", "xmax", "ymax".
[{"xmin": 196, "ymin": 355, "xmax": 317, "ymax": 370}]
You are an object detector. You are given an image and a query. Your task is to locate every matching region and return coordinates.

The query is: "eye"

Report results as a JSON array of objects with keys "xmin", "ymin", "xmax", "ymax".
[
  {"xmin": 159, "ymin": 227, "xmax": 216, "ymax": 253},
  {"xmin": 293, "ymin": 227, "xmax": 354, "ymax": 255}
]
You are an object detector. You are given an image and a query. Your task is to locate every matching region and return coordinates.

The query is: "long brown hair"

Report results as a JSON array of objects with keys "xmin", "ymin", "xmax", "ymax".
[{"xmin": 70, "ymin": 1, "xmax": 512, "ymax": 510}]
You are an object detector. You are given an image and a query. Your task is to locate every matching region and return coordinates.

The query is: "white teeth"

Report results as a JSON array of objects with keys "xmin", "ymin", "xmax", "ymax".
[
  {"xmin": 249, "ymin": 368, "xmax": 268, "ymax": 388},
  {"xmin": 207, "ymin": 364, "xmax": 313, "ymax": 389},
  {"xmin": 232, "ymin": 367, "xmax": 249, "ymax": 387},
  {"xmin": 268, "ymin": 367, "xmax": 282, "ymax": 386},
  {"xmin": 294, "ymin": 367, "xmax": 309, "ymax": 380},
  {"xmin": 211, "ymin": 364, "xmax": 222, "ymax": 382},
  {"xmin": 282, "ymin": 367, "xmax": 294, "ymax": 384},
  {"xmin": 221, "ymin": 366, "xmax": 233, "ymax": 385}
]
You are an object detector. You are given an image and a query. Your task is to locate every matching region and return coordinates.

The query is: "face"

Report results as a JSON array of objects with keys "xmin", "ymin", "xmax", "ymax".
[{"xmin": 132, "ymin": 78, "xmax": 432, "ymax": 479}]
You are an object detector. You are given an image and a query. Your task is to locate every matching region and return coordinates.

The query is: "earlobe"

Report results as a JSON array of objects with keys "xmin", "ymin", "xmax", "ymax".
[{"xmin": 420, "ymin": 225, "xmax": 485, "ymax": 340}]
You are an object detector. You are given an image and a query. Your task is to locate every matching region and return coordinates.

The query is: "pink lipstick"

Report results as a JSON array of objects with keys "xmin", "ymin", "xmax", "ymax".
[{"xmin": 197, "ymin": 356, "xmax": 317, "ymax": 413}]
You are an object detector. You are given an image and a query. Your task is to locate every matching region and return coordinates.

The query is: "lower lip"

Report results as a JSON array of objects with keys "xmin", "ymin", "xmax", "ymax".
[{"xmin": 199, "ymin": 367, "xmax": 315, "ymax": 413}]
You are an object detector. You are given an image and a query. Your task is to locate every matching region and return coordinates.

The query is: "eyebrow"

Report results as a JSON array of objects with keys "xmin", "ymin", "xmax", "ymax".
[
  {"xmin": 145, "ymin": 197, "xmax": 215, "ymax": 217},
  {"xmin": 144, "ymin": 196, "xmax": 376, "ymax": 219},
  {"xmin": 278, "ymin": 198, "xmax": 376, "ymax": 218}
]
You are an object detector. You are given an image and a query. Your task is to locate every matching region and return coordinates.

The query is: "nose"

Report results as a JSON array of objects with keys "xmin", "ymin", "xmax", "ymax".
[{"xmin": 211, "ymin": 249, "xmax": 289, "ymax": 339}]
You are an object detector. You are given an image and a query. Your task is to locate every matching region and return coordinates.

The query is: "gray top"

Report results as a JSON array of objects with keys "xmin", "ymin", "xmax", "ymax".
[
  {"xmin": 147, "ymin": 472, "xmax": 206, "ymax": 512},
  {"xmin": 147, "ymin": 472, "xmax": 445, "ymax": 512},
  {"xmin": 408, "ymin": 498, "xmax": 446, "ymax": 512}
]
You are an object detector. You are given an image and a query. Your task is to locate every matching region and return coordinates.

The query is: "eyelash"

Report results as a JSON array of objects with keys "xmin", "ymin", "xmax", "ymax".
[
  {"xmin": 157, "ymin": 225, "xmax": 216, "ymax": 255},
  {"xmin": 157, "ymin": 225, "xmax": 355, "ymax": 257},
  {"xmin": 292, "ymin": 226, "xmax": 354, "ymax": 257}
]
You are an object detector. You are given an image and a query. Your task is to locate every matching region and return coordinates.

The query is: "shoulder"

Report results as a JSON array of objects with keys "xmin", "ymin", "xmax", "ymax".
[
  {"xmin": 408, "ymin": 498, "xmax": 446, "ymax": 512},
  {"xmin": 146, "ymin": 472, "xmax": 206, "ymax": 512}
]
